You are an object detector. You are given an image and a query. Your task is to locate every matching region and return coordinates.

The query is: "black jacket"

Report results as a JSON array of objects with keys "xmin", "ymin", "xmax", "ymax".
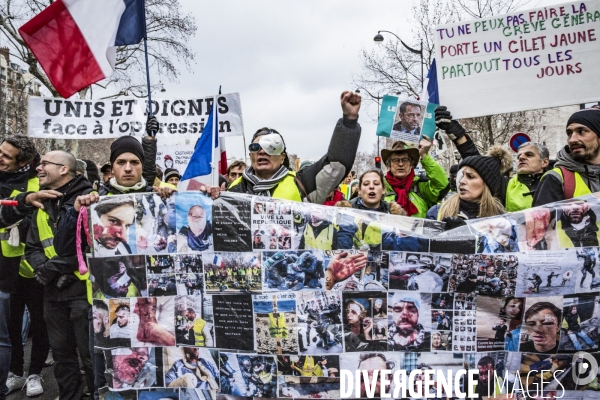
[
  {"xmin": 24, "ymin": 175, "xmax": 94, "ymax": 301},
  {"xmin": 229, "ymin": 117, "xmax": 361, "ymax": 204}
]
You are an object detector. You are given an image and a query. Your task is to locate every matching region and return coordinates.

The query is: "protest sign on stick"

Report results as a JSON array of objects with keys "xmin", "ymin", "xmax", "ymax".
[{"xmin": 434, "ymin": 0, "xmax": 600, "ymax": 118}]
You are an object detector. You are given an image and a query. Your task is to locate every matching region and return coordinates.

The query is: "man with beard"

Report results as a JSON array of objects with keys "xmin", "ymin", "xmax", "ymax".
[
  {"xmin": 534, "ymin": 108, "xmax": 600, "ymax": 206},
  {"xmin": 355, "ymin": 353, "xmax": 393, "ymax": 398},
  {"xmin": 473, "ymin": 356, "xmax": 501, "ymax": 397},
  {"xmin": 183, "ymin": 308, "xmax": 214, "ymax": 347},
  {"xmin": 111, "ymin": 347, "xmax": 154, "ymax": 389},
  {"xmin": 92, "ymin": 196, "xmax": 136, "ymax": 256},
  {"xmin": 557, "ymin": 201, "xmax": 600, "ymax": 248},
  {"xmin": 110, "ymin": 304, "xmax": 131, "ymax": 339},
  {"xmin": 388, "ymin": 294, "xmax": 430, "ymax": 351},
  {"xmin": 92, "ymin": 301, "xmax": 112, "ymax": 348},
  {"xmin": 165, "ymin": 347, "xmax": 218, "ymax": 389},
  {"xmin": 299, "ymin": 207, "xmax": 338, "ymax": 250},
  {"xmin": 177, "ymin": 205, "xmax": 213, "ymax": 252}
]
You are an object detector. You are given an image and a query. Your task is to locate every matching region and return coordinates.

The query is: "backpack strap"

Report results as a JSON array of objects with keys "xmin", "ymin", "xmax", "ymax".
[
  {"xmin": 560, "ymin": 166, "xmax": 576, "ymax": 200},
  {"xmin": 294, "ymin": 176, "xmax": 312, "ymax": 203}
]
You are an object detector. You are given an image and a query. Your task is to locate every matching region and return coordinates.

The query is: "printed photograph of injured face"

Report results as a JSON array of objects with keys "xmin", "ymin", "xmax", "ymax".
[
  {"xmin": 110, "ymin": 347, "xmax": 156, "ymax": 389},
  {"xmin": 92, "ymin": 195, "xmax": 136, "ymax": 256},
  {"xmin": 469, "ymin": 216, "xmax": 519, "ymax": 253},
  {"xmin": 519, "ymin": 300, "xmax": 562, "ymax": 354},
  {"xmin": 558, "ymin": 295, "xmax": 599, "ymax": 352},
  {"xmin": 340, "ymin": 352, "xmax": 398, "ymax": 398},
  {"xmin": 388, "ymin": 292, "xmax": 431, "ymax": 352},
  {"xmin": 90, "ymin": 255, "xmax": 146, "ymax": 299},
  {"xmin": 392, "ymin": 101, "xmax": 424, "ymax": 138},
  {"xmin": 164, "ymin": 347, "xmax": 219, "ymax": 390},
  {"xmin": 388, "ymin": 252, "xmax": 450, "ymax": 292},
  {"xmin": 557, "ymin": 200, "xmax": 600, "ymax": 248},
  {"xmin": 177, "ymin": 204, "xmax": 213, "ymax": 253}
]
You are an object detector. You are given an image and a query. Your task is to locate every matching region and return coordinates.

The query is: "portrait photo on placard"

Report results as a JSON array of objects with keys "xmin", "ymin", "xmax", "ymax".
[
  {"xmin": 277, "ymin": 354, "xmax": 340, "ymax": 398},
  {"xmin": 91, "ymin": 195, "xmax": 137, "ymax": 256},
  {"xmin": 519, "ymin": 296, "xmax": 564, "ymax": 354},
  {"xmin": 339, "ymin": 352, "xmax": 401, "ymax": 398},
  {"xmin": 343, "ymin": 291, "xmax": 389, "ymax": 352},
  {"xmin": 133, "ymin": 193, "xmax": 172, "ymax": 254},
  {"xmin": 262, "ymin": 250, "xmax": 326, "ymax": 292},
  {"xmin": 294, "ymin": 203, "xmax": 338, "ymax": 251},
  {"xmin": 163, "ymin": 347, "xmax": 219, "ymax": 390},
  {"xmin": 253, "ymin": 292, "xmax": 298, "ymax": 354},
  {"xmin": 336, "ymin": 208, "xmax": 382, "ymax": 251},
  {"xmin": 93, "ymin": 299, "xmax": 129, "ymax": 349},
  {"xmin": 296, "ymin": 290, "xmax": 342, "ymax": 355},
  {"xmin": 556, "ymin": 199, "xmax": 600, "ymax": 249},
  {"xmin": 218, "ymin": 353, "xmax": 277, "ymax": 398},
  {"xmin": 109, "ymin": 298, "xmax": 133, "ymax": 342},
  {"xmin": 176, "ymin": 191, "xmax": 214, "ymax": 253},
  {"xmin": 387, "ymin": 291, "xmax": 433, "ymax": 352},
  {"xmin": 89, "ymin": 255, "xmax": 146, "ymax": 299},
  {"xmin": 108, "ymin": 347, "xmax": 160, "ymax": 390},
  {"xmin": 391, "ymin": 99, "xmax": 426, "ymax": 144}
]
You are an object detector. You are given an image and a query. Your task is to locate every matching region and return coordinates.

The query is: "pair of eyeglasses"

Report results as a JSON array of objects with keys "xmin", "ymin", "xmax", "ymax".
[
  {"xmin": 390, "ymin": 157, "xmax": 411, "ymax": 166},
  {"xmin": 40, "ymin": 161, "xmax": 64, "ymax": 168}
]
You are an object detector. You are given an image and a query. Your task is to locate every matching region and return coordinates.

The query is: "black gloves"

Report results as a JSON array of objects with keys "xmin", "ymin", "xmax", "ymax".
[
  {"xmin": 434, "ymin": 106, "xmax": 466, "ymax": 141},
  {"xmin": 441, "ymin": 216, "xmax": 467, "ymax": 231},
  {"xmin": 146, "ymin": 115, "xmax": 159, "ymax": 137}
]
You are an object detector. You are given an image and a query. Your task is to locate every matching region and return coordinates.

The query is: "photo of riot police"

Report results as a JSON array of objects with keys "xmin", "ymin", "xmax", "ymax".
[
  {"xmin": 218, "ymin": 353, "xmax": 277, "ymax": 398},
  {"xmin": 147, "ymin": 273, "xmax": 179, "ymax": 297},
  {"xmin": 297, "ymin": 291, "xmax": 342, "ymax": 354},
  {"xmin": 343, "ymin": 292, "xmax": 389, "ymax": 352},
  {"xmin": 262, "ymin": 251, "xmax": 326, "ymax": 291},
  {"xmin": 575, "ymin": 247, "xmax": 600, "ymax": 290},
  {"xmin": 90, "ymin": 255, "xmax": 147, "ymax": 299},
  {"xmin": 450, "ymin": 254, "xmax": 518, "ymax": 297},
  {"xmin": 147, "ymin": 255, "xmax": 175, "ymax": 274},
  {"xmin": 388, "ymin": 252, "xmax": 451, "ymax": 292}
]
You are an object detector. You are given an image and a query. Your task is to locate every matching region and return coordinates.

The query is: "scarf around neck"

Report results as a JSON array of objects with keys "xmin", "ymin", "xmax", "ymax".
[
  {"xmin": 109, "ymin": 176, "xmax": 147, "ymax": 193},
  {"xmin": 242, "ymin": 165, "xmax": 289, "ymax": 196},
  {"xmin": 385, "ymin": 170, "xmax": 418, "ymax": 216}
]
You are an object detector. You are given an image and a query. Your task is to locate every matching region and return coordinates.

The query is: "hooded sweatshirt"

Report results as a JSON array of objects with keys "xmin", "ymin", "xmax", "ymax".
[{"xmin": 533, "ymin": 145, "xmax": 600, "ymax": 207}]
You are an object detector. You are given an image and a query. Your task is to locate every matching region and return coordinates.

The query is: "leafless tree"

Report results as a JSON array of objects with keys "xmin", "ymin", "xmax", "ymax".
[
  {"xmin": 0, "ymin": 0, "xmax": 197, "ymax": 99},
  {"xmin": 353, "ymin": 0, "xmax": 546, "ymax": 156}
]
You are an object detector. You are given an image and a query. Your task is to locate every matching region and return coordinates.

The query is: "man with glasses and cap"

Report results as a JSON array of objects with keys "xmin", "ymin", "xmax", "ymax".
[{"xmin": 225, "ymin": 91, "xmax": 362, "ymax": 203}]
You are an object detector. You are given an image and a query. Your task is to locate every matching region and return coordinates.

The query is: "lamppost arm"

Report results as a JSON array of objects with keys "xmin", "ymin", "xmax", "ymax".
[{"xmin": 374, "ymin": 30, "xmax": 424, "ymax": 86}]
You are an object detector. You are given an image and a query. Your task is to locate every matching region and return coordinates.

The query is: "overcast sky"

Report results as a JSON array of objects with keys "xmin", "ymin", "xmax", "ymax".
[{"xmin": 159, "ymin": 0, "xmax": 561, "ymax": 161}]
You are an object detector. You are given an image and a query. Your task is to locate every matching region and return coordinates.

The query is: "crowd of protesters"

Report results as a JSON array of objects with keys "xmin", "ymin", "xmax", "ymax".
[{"xmin": 0, "ymin": 88, "xmax": 599, "ymax": 399}]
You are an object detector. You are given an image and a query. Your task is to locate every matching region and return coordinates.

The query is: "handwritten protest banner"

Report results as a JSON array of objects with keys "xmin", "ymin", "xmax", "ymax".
[
  {"xmin": 434, "ymin": 0, "xmax": 600, "ymax": 118},
  {"xmin": 28, "ymin": 93, "xmax": 244, "ymax": 139}
]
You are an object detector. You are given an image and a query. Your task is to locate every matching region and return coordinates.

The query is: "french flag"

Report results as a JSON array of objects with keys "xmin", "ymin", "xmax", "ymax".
[
  {"xmin": 19, "ymin": 0, "xmax": 146, "ymax": 98},
  {"xmin": 420, "ymin": 58, "xmax": 440, "ymax": 105},
  {"xmin": 213, "ymin": 254, "xmax": 225, "ymax": 268}
]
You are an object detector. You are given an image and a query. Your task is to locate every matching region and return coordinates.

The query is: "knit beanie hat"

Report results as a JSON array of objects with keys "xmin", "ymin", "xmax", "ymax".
[
  {"xmin": 458, "ymin": 145, "xmax": 511, "ymax": 197},
  {"xmin": 567, "ymin": 108, "xmax": 600, "ymax": 136},
  {"xmin": 110, "ymin": 136, "xmax": 145, "ymax": 165},
  {"xmin": 164, "ymin": 168, "xmax": 181, "ymax": 182}
]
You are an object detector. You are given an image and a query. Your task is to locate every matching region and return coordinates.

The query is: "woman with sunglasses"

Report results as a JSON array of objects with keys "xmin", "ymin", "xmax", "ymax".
[{"xmin": 225, "ymin": 91, "xmax": 362, "ymax": 203}]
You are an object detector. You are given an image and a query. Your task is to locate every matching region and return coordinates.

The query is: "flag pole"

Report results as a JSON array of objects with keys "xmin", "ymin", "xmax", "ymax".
[{"xmin": 142, "ymin": 0, "xmax": 153, "ymax": 117}]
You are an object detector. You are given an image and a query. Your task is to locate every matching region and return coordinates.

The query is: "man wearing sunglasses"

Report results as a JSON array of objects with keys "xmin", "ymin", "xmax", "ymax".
[{"xmin": 225, "ymin": 91, "xmax": 362, "ymax": 203}]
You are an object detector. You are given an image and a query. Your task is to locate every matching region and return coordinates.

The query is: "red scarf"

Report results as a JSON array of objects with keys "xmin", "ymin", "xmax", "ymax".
[
  {"xmin": 385, "ymin": 170, "xmax": 419, "ymax": 216},
  {"xmin": 323, "ymin": 189, "xmax": 345, "ymax": 206}
]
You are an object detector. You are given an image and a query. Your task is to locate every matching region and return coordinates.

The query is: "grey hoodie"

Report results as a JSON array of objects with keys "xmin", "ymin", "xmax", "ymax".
[{"xmin": 533, "ymin": 145, "xmax": 600, "ymax": 206}]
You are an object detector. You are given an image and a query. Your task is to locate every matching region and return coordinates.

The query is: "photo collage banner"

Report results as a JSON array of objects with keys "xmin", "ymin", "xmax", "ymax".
[{"xmin": 89, "ymin": 191, "xmax": 600, "ymax": 400}]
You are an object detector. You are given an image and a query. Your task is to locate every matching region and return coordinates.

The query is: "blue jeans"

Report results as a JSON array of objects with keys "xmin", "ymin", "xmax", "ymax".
[
  {"xmin": 0, "ymin": 290, "xmax": 11, "ymax": 400},
  {"xmin": 569, "ymin": 330, "xmax": 595, "ymax": 351}
]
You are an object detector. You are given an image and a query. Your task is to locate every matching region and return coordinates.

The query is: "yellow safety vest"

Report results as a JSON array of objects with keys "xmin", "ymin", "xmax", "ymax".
[
  {"xmin": 230, "ymin": 172, "xmax": 302, "ymax": 202},
  {"xmin": 268, "ymin": 312, "xmax": 288, "ymax": 338},
  {"xmin": 353, "ymin": 219, "xmax": 381, "ymax": 249},
  {"xmin": 505, "ymin": 175, "xmax": 533, "ymax": 212},
  {"xmin": 552, "ymin": 167, "xmax": 592, "ymax": 198},
  {"xmin": 303, "ymin": 223, "xmax": 335, "ymax": 250},
  {"xmin": 193, "ymin": 317, "xmax": 207, "ymax": 346},
  {"xmin": 36, "ymin": 209, "xmax": 93, "ymax": 304},
  {"xmin": 0, "ymin": 177, "xmax": 39, "ymax": 277}
]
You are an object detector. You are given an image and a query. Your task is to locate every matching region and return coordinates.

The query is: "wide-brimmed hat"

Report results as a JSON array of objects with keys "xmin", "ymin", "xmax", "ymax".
[{"xmin": 381, "ymin": 141, "xmax": 420, "ymax": 167}]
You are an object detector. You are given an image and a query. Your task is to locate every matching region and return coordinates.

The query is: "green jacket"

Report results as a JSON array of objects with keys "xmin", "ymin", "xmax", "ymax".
[{"xmin": 384, "ymin": 154, "xmax": 448, "ymax": 218}]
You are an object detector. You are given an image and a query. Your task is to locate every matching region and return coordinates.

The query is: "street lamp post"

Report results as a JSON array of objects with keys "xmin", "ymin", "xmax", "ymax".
[{"xmin": 374, "ymin": 30, "xmax": 424, "ymax": 86}]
